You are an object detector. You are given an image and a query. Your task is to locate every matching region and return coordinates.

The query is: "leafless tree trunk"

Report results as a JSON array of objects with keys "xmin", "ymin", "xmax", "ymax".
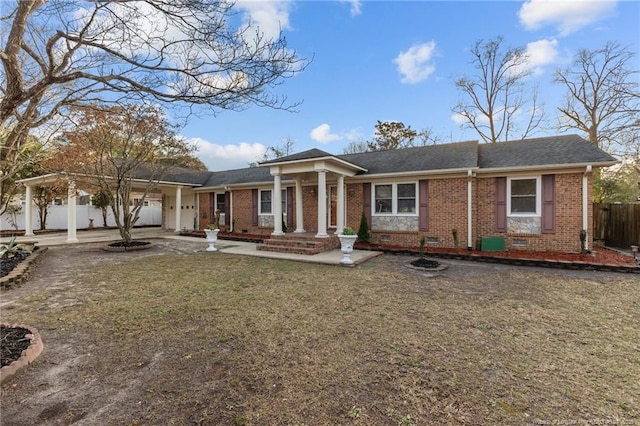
[
  {"xmin": 555, "ymin": 41, "xmax": 640, "ymax": 158},
  {"xmin": 452, "ymin": 36, "xmax": 544, "ymax": 143},
  {"xmin": 1, "ymin": 0, "xmax": 308, "ymax": 211}
]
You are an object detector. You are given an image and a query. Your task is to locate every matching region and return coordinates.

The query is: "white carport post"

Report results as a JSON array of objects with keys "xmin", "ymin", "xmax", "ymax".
[
  {"xmin": 335, "ymin": 175, "xmax": 345, "ymax": 234},
  {"xmin": 24, "ymin": 185, "xmax": 34, "ymax": 237},
  {"xmin": 66, "ymin": 180, "xmax": 79, "ymax": 243},
  {"xmin": 174, "ymin": 186, "xmax": 182, "ymax": 233},
  {"xmin": 316, "ymin": 170, "xmax": 328, "ymax": 237},
  {"xmin": 294, "ymin": 177, "xmax": 305, "ymax": 233},
  {"xmin": 272, "ymin": 173, "xmax": 284, "ymax": 235}
]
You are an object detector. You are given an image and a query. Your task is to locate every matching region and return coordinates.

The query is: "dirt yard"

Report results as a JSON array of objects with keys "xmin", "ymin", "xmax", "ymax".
[{"xmin": 1, "ymin": 239, "xmax": 638, "ymax": 425}]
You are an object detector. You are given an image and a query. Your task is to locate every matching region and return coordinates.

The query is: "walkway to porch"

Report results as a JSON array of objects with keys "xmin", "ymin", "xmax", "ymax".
[{"xmin": 2, "ymin": 228, "xmax": 381, "ymax": 267}]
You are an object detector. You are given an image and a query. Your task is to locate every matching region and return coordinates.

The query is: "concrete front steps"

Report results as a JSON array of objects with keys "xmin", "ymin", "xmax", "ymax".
[{"xmin": 257, "ymin": 232, "xmax": 340, "ymax": 255}]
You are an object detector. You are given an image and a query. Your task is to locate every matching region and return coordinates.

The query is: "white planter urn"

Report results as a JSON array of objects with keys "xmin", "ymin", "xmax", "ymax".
[
  {"xmin": 337, "ymin": 234, "xmax": 358, "ymax": 265},
  {"xmin": 204, "ymin": 228, "xmax": 220, "ymax": 252}
]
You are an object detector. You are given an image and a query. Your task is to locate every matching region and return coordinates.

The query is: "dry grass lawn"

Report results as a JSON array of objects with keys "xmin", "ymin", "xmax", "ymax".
[{"xmin": 1, "ymin": 242, "xmax": 639, "ymax": 425}]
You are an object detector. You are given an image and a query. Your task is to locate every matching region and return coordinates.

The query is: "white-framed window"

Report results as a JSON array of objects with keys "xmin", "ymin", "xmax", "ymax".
[
  {"xmin": 216, "ymin": 193, "xmax": 225, "ymax": 212},
  {"xmin": 373, "ymin": 182, "xmax": 417, "ymax": 215},
  {"xmin": 259, "ymin": 190, "xmax": 272, "ymax": 214},
  {"xmin": 507, "ymin": 176, "xmax": 540, "ymax": 216},
  {"xmin": 259, "ymin": 189, "xmax": 286, "ymax": 215}
]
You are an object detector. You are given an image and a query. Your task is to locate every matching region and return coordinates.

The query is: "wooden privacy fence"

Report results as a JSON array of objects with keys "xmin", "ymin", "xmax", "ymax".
[{"xmin": 593, "ymin": 203, "xmax": 640, "ymax": 249}]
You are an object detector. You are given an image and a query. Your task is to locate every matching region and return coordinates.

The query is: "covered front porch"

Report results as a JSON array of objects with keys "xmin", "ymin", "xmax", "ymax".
[{"xmin": 258, "ymin": 149, "xmax": 367, "ymax": 254}]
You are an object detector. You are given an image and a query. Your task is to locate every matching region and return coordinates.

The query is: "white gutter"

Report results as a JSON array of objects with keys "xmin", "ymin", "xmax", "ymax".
[
  {"xmin": 583, "ymin": 165, "xmax": 592, "ymax": 251},
  {"xmin": 228, "ymin": 187, "xmax": 234, "ymax": 232},
  {"xmin": 348, "ymin": 167, "xmax": 479, "ymax": 180},
  {"xmin": 467, "ymin": 169, "xmax": 473, "ymax": 249},
  {"xmin": 477, "ymin": 161, "xmax": 618, "ymax": 175}
]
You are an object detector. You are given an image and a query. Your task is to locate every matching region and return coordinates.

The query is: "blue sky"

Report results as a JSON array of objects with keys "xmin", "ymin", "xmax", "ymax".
[{"xmin": 182, "ymin": 0, "xmax": 640, "ymax": 171}]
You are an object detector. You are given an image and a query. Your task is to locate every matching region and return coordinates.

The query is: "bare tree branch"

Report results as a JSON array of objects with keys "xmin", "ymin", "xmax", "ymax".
[
  {"xmin": 555, "ymin": 41, "xmax": 640, "ymax": 157},
  {"xmin": 452, "ymin": 36, "xmax": 545, "ymax": 143}
]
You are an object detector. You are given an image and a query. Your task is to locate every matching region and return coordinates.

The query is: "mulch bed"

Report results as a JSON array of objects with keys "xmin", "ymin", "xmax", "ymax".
[
  {"xmin": 356, "ymin": 242, "xmax": 638, "ymax": 266},
  {"xmin": 410, "ymin": 258, "xmax": 441, "ymax": 269},
  {"xmin": 1, "ymin": 326, "xmax": 31, "ymax": 368},
  {"xmin": 0, "ymin": 252, "xmax": 29, "ymax": 278}
]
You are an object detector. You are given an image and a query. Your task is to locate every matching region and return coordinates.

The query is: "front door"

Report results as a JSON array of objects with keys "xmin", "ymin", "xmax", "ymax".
[{"xmin": 329, "ymin": 185, "xmax": 337, "ymax": 228}]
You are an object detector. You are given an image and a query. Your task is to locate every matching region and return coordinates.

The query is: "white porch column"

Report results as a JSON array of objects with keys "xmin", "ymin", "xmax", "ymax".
[
  {"xmin": 174, "ymin": 186, "xmax": 182, "ymax": 233},
  {"xmin": 316, "ymin": 170, "xmax": 328, "ymax": 237},
  {"xmin": 24, "ymin": 185, "xmax": 34, "ymax": 237},
  {"xmin": 66, "ymin": 180, "xmax": 79, "ymax": 243},
  {"xmin": 335, "ymin": 175, "xmax": 345, "ymax": 234},
  {"xmin": 272, "ymin": 174, "xmax": 283, "ymax": 235},
  {"xmin": 294, "ymin": 177, "xmax": 305, "ymax": 233}
]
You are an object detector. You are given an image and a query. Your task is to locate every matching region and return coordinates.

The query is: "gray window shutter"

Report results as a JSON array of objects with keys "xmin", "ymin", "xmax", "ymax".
[
  {"xmin": 495, "ymin": 177, "xmax": 507, "ymax": 232},
  {"xmin": 363, "ymin": 183, "xmax": 372, "ymax": 227},
  {"xmin": 419, "ymin": 179, "xmax": 429, "ymax": 231},
  {"xmin": 252, "ymin": 189, "xmax": 258, "ymax": 226},
  {"xmin": 541, "ymin": 174, "xmax": 556, "ymax": 233}
]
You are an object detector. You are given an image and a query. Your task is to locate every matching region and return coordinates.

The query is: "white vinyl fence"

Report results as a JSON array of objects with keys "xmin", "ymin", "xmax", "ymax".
[{"xmin": 1, "ymin": 204, "xmax": 162, "ymax": 232}]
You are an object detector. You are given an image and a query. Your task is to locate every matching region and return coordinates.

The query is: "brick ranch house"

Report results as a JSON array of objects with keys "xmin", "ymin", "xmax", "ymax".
[{"xmin": 18, "ymin": 134, "xmax": 617, "ymax": 253}]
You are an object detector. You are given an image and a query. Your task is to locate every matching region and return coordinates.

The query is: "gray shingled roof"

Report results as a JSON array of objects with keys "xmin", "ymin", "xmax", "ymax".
[
  {"xmin": 202, "ymin": 166, "xmax": 272, "ymax": 187},
  {"xmin": 152, "ymin": 134, "xmax": 617, "ymax": 187},
  {"xmin": 260, "ymin": 148, "xmax": 334, "ymax": 165},
  {"xmin": 478, "ymin": 134, "xmax": 617, "ymax": 169},
  {"xmin": 337, "ymin": 140, "xmax": 479, "ymax": 174}
]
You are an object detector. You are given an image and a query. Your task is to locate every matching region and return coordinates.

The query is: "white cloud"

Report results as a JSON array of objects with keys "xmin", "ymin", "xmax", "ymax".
[
  {"xmin": 524, "ymin": 38, "xmax": 559, "ymax": 74},
  {"xmin": 508, "ymin": 38, "xmax": 560, "ymax": 77},
  {"xmin": 340, "ymin": 0, "xmax": 363, "ymax": 17},
  {"xmin": 236, "ymin": 0, "xmax": 293, "ymax": 40},
  {"xmin": 188, "ymin": 137, "xmax": 267, "ymax": 170},
  {"xmin": 450, "ymin": 113, "xmax": 468, "ymax": 126},
  {"xmin": 519, "ymin": 0, "xmax": 617, "ymax": 36},
  {"xmin": 393, "ymin": 41, "xmax": 437, "ymax": 84},
  {"xmin": 310, "ymin": 123, "xmax": 342, "ymax": 144}
]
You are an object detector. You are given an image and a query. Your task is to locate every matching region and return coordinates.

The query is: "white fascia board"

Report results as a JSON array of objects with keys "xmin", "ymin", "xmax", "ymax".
[
  {"xmin": 263, "ymin": 156, "xmax": 367, "ymax": 173},
  {"xmin": 476, "ymin": 161, "xmax": 619, "ymax": 177},
  {"xmin": 16, "ymin": 173, "xmax": 66, "ymax": 184},
  {"xmin": 347, "ymin": 167, "xmax": 478, "ymax": 181}
]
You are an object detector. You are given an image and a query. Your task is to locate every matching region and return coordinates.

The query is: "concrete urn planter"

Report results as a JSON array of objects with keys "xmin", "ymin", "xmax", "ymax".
[
  {"xmin": 204, "ymin": 228, "xmax": 220, "ymax": 252},
  {"xmin": 337, "ymin": 234, "xmax": 358, "ymax": 265}
]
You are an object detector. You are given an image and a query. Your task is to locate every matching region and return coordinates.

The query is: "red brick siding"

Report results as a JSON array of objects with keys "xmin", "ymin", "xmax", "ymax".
[
  {"xmin": 475, "ymin": 173, "xmax": 592, "ymax": 253},
  {"xmin": 197, "ymin": 172, "xmax": 594, "ymax": 253}
]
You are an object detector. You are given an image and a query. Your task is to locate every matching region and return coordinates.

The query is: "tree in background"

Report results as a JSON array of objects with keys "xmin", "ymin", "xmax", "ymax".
[
  {"xmin": 555, "ymin": 42, "xmax": 639, "ymax": 158},
  {"xmin": 343, "ymin": 139, "xmax": 369, "ymax": 154},
  {"xmin": 159, "ymin": 154, "xmax": 208, "ymax": 171},
  {"xmin": 367, "ymin": 121, "xmax": 418, "ymax": 151},
  {"xmin": 0, "ymin": 134, "xmax": 43, "ymax": 215},
  {"xmin": 453, "ymin": 36, "xmax": 544, "ymax": 143},
  {"xmin": 250, "ymin": 137, "xmax": 296, "ymax": 166},
  {"xmin": 1, "ymin": 0, "xmax": 307, "ymax": 209},
  {"xmin": 32, "ymin": 184, "xmax": 64, "ymax": 231},
  {"xmin": 53, "ymin": 104, "xmax": 194, "ymax": 243},
  {"xmin": 595, "ymin": 164, "xmax": 640, "ymax": 203},
  {"xmin": 91, "ymin": 189, "xmax": 111, "ymax": 228}
]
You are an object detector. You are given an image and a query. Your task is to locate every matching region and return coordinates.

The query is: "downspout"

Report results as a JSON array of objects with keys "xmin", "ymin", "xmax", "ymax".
[
  {"xmin": 228, "ymin": 186, "xmax": 234, "ymax": 233},
  {"xmin": 467, "ymin": 169, "xmax": 473, "ymax": 250},
  {"xmin": 582, "ymin": 165, "xmax": 592, "ymax": 251}
]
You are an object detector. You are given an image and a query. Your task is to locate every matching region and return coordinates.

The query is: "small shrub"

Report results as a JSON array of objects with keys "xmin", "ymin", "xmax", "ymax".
[
  {"xmin": 357, "ymin": 211, "xmax": 370, "ymax": 242},
  {"xmin": 580, "ymin": 229, "xmax": 588, "ymax": 253},
  {"xmin": 342, "ymin": 227, "xmax": 356, "ymax": 236},
  {"xmin": 418, "ymin": 236, "xmax": 426, "ymax": 258},
  {"xmin": 452, "ymin": 228, "xmax": 459, "ymax": 247}
]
